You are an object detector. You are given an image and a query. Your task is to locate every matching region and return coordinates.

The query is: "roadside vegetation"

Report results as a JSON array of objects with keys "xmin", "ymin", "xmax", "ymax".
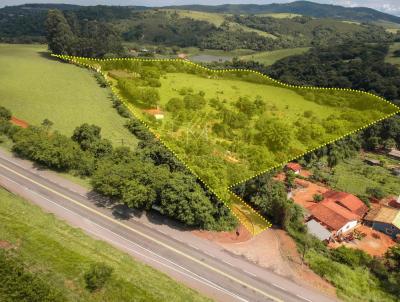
[
  {"xmin": 0, "ymin": 44, "xmax": 136, "ymax": 147},
  {"xmin": 232, "ymin": 40, "xmax": 400, "ymax": 301},
  {"xmin": 0, "ymin": 106, "xmax": 236, "ymax": 231},
  {"xmin": 69, "ymin": 56, "xmax": 397, "ymax": 231},
  {"xmin": 0, "ymin": 188, "xmax": 212, "ymax": 302}
]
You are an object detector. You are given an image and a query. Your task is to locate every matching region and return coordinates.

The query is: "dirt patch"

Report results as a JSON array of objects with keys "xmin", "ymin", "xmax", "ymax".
[
  {"xmin": 328, "ymin": 225, "xmax": 396, "ymax": 256},
  {"xmin": 11, "ymin": 116, "xmax": 29, "ymax": 128},
  {"xmin": 292, "ymin": 179, "xmax": 329, "ymax": 210},
  {"xmin": 0, "ymin": 240, "xmax": 13, "ymax": 249},
  {"xmin": 192, "ymin": 224, "xmax": 252, "ymax": 243},
  {"xmin": 195, "ymin": 227, "xmax": 337, "ymax": 298}
]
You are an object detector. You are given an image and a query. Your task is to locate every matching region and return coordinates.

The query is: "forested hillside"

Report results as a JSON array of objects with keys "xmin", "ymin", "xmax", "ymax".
[
  {"xmin": 166, "ymin": 1, "xmax": 400, "ymax": 24},
  {"xmin": 1, "ymin": 3, "xmax": 397, "ymax": 54}
]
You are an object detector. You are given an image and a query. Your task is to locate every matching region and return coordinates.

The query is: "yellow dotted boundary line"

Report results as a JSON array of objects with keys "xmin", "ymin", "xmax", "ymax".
[{"xmin": 52, "ymin": 54, "xmax": 400, "ymax": 235}]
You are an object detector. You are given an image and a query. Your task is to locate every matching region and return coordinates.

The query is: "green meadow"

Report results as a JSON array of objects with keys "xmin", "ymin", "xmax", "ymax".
[
  {"xmin": 68, "ymin": 57, "xmax": 398, "ymax": 233},
  {"xmin": 0, "ymin": 188, "xmax": 211, "ymax": 302},
  {"xmin": 0, "ymin": 44, "xmax": 136, "ymax": 148},
  {"xmin": 240, "ymin": 47, "xmax": 310, "ymax": 66}
]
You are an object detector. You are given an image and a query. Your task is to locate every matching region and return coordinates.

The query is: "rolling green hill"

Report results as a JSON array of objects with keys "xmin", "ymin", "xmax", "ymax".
[{"xmin": 166, "ymin": 1, "xmax": 400, "ymax": 24}]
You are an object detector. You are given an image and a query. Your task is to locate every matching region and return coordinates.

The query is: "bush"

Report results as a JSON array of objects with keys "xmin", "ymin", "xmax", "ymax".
[
  {"xmin": 313, "ymin": 194, "xmax": 324, "ymax": 202},
  {"xmin": 0, "ymin": 249, "xmax": 66, "ymax": 302},
  {"xmin": 0, "ymin": 106, "xmax": 11, "ymax": 121},
  {"xmin": 84, "ymin": 262, "xmax": 113, "ymax": 292},
  {"xmin": 366, "ymin": 187, "xmax": 385, "ymax": 200}
]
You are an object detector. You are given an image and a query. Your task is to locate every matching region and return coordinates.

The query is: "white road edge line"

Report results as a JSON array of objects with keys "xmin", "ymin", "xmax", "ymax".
[
  {"xmin": 244, "ymin": 270, "xmax": 256, "ymax": 277},
  {"xmin": 272, "ymin": 283, "xmax": 286, "ymax": 291},
  {"xmin": 296, "ymin": 294, "xmax": 313, "ymax": 302},
  {"xmin": 0, "ymin": 174, "xmax": 249, "ymax": 302},
  {"xmin": 0, "ymin": 160, "xmax": 285, "ymax": 302}
]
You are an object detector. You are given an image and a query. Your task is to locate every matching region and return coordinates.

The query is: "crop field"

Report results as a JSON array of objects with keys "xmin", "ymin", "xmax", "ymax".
[
  {"xmin": 63, "ymin": 56, "xmax": 399, "ymax": 233},
  {"xmin": 0, "ymin": 44, "xmax": 136, "ymax": 148},
  {"xmin": 385, "ymin": 42, "xmax": 400, "ymax": 66},
  {"xmin": 240, "ymin": 47, "xmax": 310, "ymax": 66},
  {"xmin": 0, "ymin": 188, "xmax": 211, "ymax": 302},
  {"xmin": 163, "ymin": 9, "xmax": 277, "ymax": 39}
]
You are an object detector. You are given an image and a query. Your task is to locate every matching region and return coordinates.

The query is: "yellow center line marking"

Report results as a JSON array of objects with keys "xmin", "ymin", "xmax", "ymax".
[{"xmin": 0, "ymin": 161, "xmax": 284, "ymax": 302}]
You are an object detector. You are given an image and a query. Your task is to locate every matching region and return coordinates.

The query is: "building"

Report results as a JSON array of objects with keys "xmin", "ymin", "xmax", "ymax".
[
  {"xmin": 364, "ymin": 206, "xmax": 400, "ymax": 240},
  {"xmin": 364, "ymin": 158, "xmax": 380, "ymax": 166},
  {"xmin": 307, "ymin": 191, "xmax": 368, "ymax": 239},
  {"xmin": 285, "ymin": 162, "xmax": 302, "ymax": 174},
  {"xmin": 143, "ymin": 108, "xmax": 164, "ymax": 120},
  {"xmin": 322, "ymin": 191, "xmax": 369, "ymax": 217},
  {"xmin": 388, "ymin": 148, "xmax": 400, "ymax": 160},
  {"xmin": 306, "ymin": 219, "xmax": 332, "ymax": 241}
]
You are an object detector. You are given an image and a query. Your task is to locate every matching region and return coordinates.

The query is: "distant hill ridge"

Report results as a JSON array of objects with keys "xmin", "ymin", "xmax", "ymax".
[{"xmin": 165, "ymin": 1, "xmax": 400, "ymax": 24}]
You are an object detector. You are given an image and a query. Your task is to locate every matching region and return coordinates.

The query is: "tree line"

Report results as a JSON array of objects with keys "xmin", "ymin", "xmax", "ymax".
[{"xmin": 0, "ymin": 106, "xmax": 237, "ymax": 231}]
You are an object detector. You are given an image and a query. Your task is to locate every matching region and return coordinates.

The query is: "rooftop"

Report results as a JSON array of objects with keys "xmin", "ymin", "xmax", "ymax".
[
  {"xmin": 366, "ymin": 206, "xmax": 400, "ymax": 228},
  {"xmin": 286, "ymin": 162, "xmax": 302, "ymax": 171},
  {"xmin": 322, "ymin": 191, "xmax": 368, "ymax": 217}
]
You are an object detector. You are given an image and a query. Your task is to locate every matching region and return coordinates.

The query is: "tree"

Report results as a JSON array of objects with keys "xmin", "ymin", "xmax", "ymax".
[
  {"xmin": 41, "ymin": 118, "xmax": 54, "ymax": 131},
  {"xmin": 0, "ymin": 106, "xmax": 11, "ymax": 121},
  {"xmin": 366, "ymin": 187, "xmax": 385, "ymax": 200},
  {"xmin": 121, "ymin": 180, "xmax": 156, "ymax": 209},
  {"xmin": 72, "ymin": 124, "xmax": 101, "ymax": 150},
  {"xmin": 45, "ymin": 10, "xmax": 75, "ymax": 55},
  {"xmin": 166, "ymin": 97, "xmax": 184, "ymax": 112},
  {"xmin": 313, "ymin": 194, "xmax": 324, "ymax": 202},
  {"xmin": 255, "ymin": 117, "xmax": 292, "ymax": 151},
  {"xmin": 84, "ymin": 262, "xmax": 113, "ymax": 292}
]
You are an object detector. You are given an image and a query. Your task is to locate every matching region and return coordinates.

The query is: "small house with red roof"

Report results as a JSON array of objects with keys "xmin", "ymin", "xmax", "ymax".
[
  {"xmin": 285, "ymin": 162, "xmax": 302, "ymax": 174},
  {"xmin": 143, "ymin": 108, "xmax": 164, "ymax": 120},
  {"xmin": 307, "ymin": 191, "xmax": 368, "ymax": 239}
]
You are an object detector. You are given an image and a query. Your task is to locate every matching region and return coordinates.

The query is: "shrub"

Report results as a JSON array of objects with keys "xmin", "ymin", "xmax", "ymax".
[
  {"xmin": 313, "ymin": 194, "xmax": 324, "ymax": 202},
  {"xmin": 0, "ymin": 106, "xmax": 11, "ymax": 121},
  {"xmin": 84, "ymin": 262, "xmax": 113, "ymax": 292}
]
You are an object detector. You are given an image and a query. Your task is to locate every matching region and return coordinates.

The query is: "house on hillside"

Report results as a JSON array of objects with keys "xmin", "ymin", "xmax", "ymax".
[
  {"xmin": 388, "ymin": 148, "xmax": 400, "ymax": 160},
  {"xmin": 285, "ymin": 162, "xmax": 302, "ymax": 174},
  {"xmin": 307, "ymin": 191, "xmax": 368, "ymax": 239},
  {"xmin": 364, "ymin": 158, "xmax": 380, "ymax": 166},
  {"xmin": 143, "ymin": 108, "xmax": 164, "ymax": 120},
  {"xmin": 364, "ymin": 206, "xmax": 400, "ymax": 240}
]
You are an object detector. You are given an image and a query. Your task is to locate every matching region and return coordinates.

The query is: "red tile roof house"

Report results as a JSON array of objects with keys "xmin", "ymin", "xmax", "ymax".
[
  {"xmin": 307, "ymin": 191, "xmax": 369, "ymax": 240},
  {"xmin": 285, "ymin": 162, "xmax": 302, "ymax": 174},
  {"xmin": 143, "ymin": 108, "xmax": 164, "ymax": 120}
]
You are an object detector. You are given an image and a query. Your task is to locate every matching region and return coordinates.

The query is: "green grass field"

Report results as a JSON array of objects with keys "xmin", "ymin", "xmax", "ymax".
[
  {"xmin": 385, "ymin": 42, "xmax": 400, "ymax": 66},
  {"xmin": 163, "ymin": 9, "xmax": 277, "ymax": 39},
  {"xmin": 0, "ymin": 188, "xmax": 211, "ymax": 302},
  {"xmin": 328, "ymin": 155, "xmax": 400, "ymax": 197},
  {"xmin": 240, "ymin": 47, "xmax": 310, "ymax": 66},
  {"xmin": 0, "ymin": 44, "xmax": 137, "ymax": 148},
  {"xmin": 69, "ymin": 57, "xmax": 398, "ymax": 233}
]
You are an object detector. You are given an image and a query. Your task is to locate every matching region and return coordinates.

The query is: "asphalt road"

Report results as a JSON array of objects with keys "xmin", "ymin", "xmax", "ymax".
[{"xmin": 0, "ymin": 152, "xmax": 338, "ymax": 302}]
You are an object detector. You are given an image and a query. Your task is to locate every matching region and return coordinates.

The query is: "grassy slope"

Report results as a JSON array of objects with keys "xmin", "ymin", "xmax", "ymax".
[
  {"xmin": 329, "ymin": 155, "xmax": 400, "ymax": 197},
  {"xmin": 0, "ymin": 44, "xmax": 137, "ymax": 148},
  {"xmin": 240, "ymin": 47, "xmax": 310, "ymax": 66},
  {"xmin": 385, "ymin": 42, "xmax": 400, "ymax": 66},
  {"xmin": 306, "ymin": 250, "xmax": 397, "ymax": 302},
  {"xmin": 163, "ymin": 9, "xmax": 277, "ymax": 39},
  {"xmin": 0, "ymin": 188, "xmax": 211, "ymax": 302}
]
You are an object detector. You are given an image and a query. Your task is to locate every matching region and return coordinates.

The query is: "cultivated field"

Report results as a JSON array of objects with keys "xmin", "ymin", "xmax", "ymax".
[
  {"xmin": 0, "ymin": 188, "xmax": 211, "ymax": 302},
  {"xmin": 385, "ymin": 42, "xmax": 400, "ymax": 66},
  {"xmin": 240, "ymin": 47, "xmax": 310, "ymax": 66},
  {"xmin": 64, "ymin": 57, "xmax": 399, "ymax": 233},
  {"xmin": 0, "ymin": 44, "xmax": 136, "ymax": 147}
]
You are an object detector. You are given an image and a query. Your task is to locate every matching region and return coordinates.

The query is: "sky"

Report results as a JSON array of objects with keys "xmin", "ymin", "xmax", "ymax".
[{"xmin": 1, "ymin": 0, "xmax": 400, "ymax": 16}]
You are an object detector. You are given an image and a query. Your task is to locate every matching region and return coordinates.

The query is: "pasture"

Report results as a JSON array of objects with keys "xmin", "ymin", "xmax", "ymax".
[
  {"xmin": 385, "ymin": 42, "xmax": 400, "ymax": 67},
  {"xmin": 67, "ymin": 57, "xmax": 398, "ymax": 233},
  {"xmin": 0, "ymin": 44, "xmax": 137, "ymax": 147},
  {"xmin": 240, "ymin": 47, "xmax": 310, "ymax": 66},
  {"xmin": 0, "ymin": 188, "xmax": 210, "ymax": 302}
]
